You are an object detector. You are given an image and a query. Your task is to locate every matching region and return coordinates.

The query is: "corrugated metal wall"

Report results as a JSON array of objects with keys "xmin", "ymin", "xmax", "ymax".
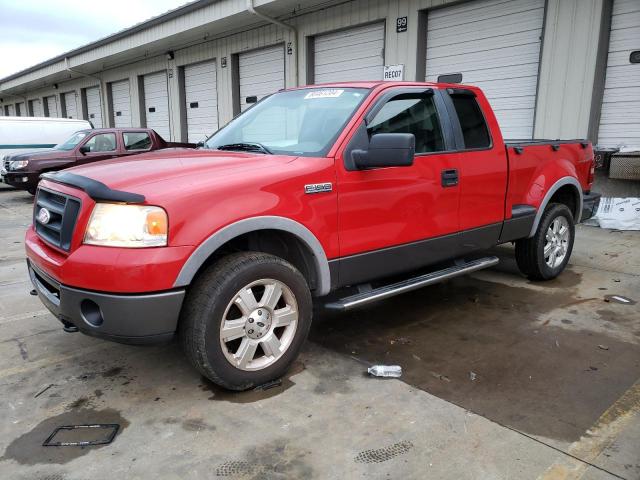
[{"xmin": 0, "ymin": 0, "xmax": 620, "ymax": 142}]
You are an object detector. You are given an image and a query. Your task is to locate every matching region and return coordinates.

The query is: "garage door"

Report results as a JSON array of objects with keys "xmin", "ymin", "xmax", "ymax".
[
  {"xmin": 184, "ymin": 60, "xmax": 218, "ymax": 143},
  {"xmin": 30, "ymin": 99, "xmax": 43, "ymax": 117},
  {"xmin": 111, "ymin": 80, "xmax": 132, "ymax": 128},
  {"xmin": 45, "ymin": 96, "xmax": 59, "ymax": 117},
  {"xmin": 313, "ymin": 22, "xmax": 385, "ymax": 83},
  {"xmin": 425, "ymin": 0, "xmax": 545, "ymax": 139},
  {"xmin": 85, "ymin": 86, "xmax": 103, "ymax": 128},
  {"xmin": 16, "ymin": 102, "xmax": 25, "ymax": 116},
  {"xmin": 6, "ymin": 105, "xmax": 15, "ymax": 116},
  {"xmin": 143, "ymin": 71, "xmax": 170, "ymax": 139},
  {"xmin": 63, "ymin": 92, "xmax": 78, "ymax": 119},
  {"xmin": 597, "ymin": 0, "xmax": 640, "ymax": 147},
  {"xmin": 238, "ymin": 45, "xmax": 285, "ymax": 112}
]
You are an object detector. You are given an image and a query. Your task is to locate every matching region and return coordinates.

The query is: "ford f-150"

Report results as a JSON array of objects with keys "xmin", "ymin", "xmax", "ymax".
[{"xmin": 25, "ymin": 82, "xmax": 600, "ymax": 390}]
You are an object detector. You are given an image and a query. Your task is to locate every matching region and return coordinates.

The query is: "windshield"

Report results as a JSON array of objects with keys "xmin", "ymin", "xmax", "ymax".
[
  {"xmin": 204, "ymin": 87, "xmax": 369, "ymax": 156},
  {"xmin": 55, "ymin": 131, "xmax": 89, "ymax": 151}
]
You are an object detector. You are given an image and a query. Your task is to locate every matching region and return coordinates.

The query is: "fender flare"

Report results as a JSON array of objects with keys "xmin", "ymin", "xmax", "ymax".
[
  {"xmin": 173, "ymin": 216, "xmax": 332, "ymax": 296},
  {"xmin": 528, "ymin": 176, "xmax": 583, "ymax": 237}
]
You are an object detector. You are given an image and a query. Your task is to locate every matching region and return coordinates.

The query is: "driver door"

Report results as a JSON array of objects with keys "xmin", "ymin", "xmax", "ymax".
[
  {"xmin": 334, "ymin": 88, "xmax": 461, "ymax": 287},
  {"xmin": 76, "ymin": 132, "xmax": 119, "ymax": 165}
]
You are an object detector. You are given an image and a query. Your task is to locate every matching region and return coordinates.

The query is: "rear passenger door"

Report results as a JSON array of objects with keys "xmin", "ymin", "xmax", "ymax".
[
  {"xmin": 443, "ymin": 88, "xmax": 508, "ymax": 254},
  {"xmin": 335, "ymin": 88, "xmax": 460, "ymax": 286},
  {"xmin": 122, "ymin": 131, "xmax": 153, "ymax": 157}
]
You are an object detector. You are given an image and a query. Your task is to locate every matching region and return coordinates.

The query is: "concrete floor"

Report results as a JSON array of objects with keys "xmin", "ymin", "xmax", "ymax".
[{"xmin": 0, "ymin": 180, "xmax": 638, "ymax": 480}]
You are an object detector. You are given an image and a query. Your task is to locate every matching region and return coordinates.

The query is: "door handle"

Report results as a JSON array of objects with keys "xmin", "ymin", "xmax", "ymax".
[{"xmin": 441, "ymin": 169, "xmax": 459, "ymax": 187}]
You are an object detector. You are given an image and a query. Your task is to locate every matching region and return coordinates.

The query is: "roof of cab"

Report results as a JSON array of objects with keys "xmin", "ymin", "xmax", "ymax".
[{"xmin": 287, "ymin": 80, "xmax": 478, "ymax": 91}]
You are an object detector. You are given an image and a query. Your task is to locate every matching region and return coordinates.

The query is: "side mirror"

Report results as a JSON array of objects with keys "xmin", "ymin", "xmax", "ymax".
[
  {"xmin": 196, "ymin": 141, "xmax": 205, "ymax": 148},
  {"xmin": 352, "ymin": 133, "xmax": 415, "ymax": 169},
  {"xmin": 79, "ymin": 145, "xmax": 90, "ymax": 155}
]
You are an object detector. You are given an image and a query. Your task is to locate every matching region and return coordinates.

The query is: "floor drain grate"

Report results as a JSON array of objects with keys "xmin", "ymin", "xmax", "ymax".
[
  {"xmin": 215, "ymin": 460, "xmax": 258, "ymax": 477},
  {"xmin": 355, "ymin": 440, "xmax": 414, "ymax": 464}
]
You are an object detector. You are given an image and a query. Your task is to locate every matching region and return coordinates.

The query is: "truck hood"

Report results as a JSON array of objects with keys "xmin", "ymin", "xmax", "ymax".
[
  {"xmin": 6, "ymin": 149, "xmax": 58, "ymax": 161},
  {"xmin": 63, "ymin": 148, "xmax": 297, "ymax": 195}
]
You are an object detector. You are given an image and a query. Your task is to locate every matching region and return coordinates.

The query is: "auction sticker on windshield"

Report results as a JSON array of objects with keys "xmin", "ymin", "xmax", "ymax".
[{"xmin": 304, "ymin": 89, "xmax": 344, "ymax": 99}]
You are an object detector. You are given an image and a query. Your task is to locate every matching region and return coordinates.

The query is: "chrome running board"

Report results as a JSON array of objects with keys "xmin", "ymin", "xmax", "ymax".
[{"xmin": 324, "ymin": 256, "xmax": 499, "ymax": 312}]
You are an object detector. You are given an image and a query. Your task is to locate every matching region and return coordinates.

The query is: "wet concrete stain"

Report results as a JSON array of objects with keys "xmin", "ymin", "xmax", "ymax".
[
  {"xmin": 199, "ymin": 361, "xmax": 305, "ymax": 403},
  {"xmin": 0, "ymin": 408, "xmax": 129, "ymax": 465},
  {"xmin": 214, "ymin": 439, "xmax": 313, "ymax": 479},
  {"xmin": 310, "ymin": 275, "xmax": 640, "ymax": 443},
  {"xmin": 160, "ymin": 417, "xmax": 217, "ymax": 432}
]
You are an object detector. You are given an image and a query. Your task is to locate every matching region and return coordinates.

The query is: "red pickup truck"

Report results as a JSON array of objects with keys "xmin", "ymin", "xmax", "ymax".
[
  {"xmin": 25, "ymin": 82, "xmax": 599, "ymax": 390},
  {"xmin": 2, "ymin": 128, "xmax": 194, "ymax": 194}
]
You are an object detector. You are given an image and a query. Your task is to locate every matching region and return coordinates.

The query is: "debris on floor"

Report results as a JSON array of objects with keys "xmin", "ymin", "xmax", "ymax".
[
  {"xmin": 469, "ymin": 372, "xmax": 478, "ymax": 381},
  {"xmin": 583, "ymin": 197, "xmax": 640, "ymax": 230},
  {"xmin": 604, "ymin": 294, "xmax": 636, "ymax": 305},
  {"xmin": 430, "ymin": 371, "xmax": 451, "ymax": 383},
  {"xmin": 368, "ymin": 365, "xmax": 402, "ymax": 378}
]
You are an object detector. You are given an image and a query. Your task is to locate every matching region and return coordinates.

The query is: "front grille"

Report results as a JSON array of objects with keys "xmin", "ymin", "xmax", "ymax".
[{"xmin": 34, "ymin": 188, "xmax": 81, "ymax": 251}]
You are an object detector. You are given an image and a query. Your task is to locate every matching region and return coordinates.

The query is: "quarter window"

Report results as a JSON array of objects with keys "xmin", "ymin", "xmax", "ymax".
[
  {"xmin": 450, "ymin": 95, "xmax": 491, "ymax": 149},
  {"xmin": 83, "ymin": 133, "xmax": 116, "ymax": 152},
  {"xmin": 124, "ymin": 132, "xmax": 152, "ymax": 150},
  {"xmin": 368, "ymin": 93, "xmax": 445, "ymax": 154}
]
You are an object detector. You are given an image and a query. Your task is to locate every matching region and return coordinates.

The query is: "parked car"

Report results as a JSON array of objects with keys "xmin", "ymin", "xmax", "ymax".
[
  {"xmin": 2, "ymin": 128, "xmax": 195, "ymax": 194},
  {"xmin": 25, "ymin": 81, "xmax": 600, "ymax": 390},
  {"xmin": 0, "ymin": 117, "xmax": 93, "ymax": 190}
]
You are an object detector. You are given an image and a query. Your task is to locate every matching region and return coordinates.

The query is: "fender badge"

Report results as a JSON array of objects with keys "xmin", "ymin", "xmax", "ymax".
[
  {"xmin": 304, "ymin": 183, "xmax": 333, "ymax": 194},
  {"xmin": 37, "ymin": 207, "xmax": 51, "ymax": 225}
]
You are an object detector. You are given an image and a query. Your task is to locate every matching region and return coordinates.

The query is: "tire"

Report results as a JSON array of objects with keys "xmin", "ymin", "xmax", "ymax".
[
  {"xmin": 27, "ymin": 188, "xmax": 36, "ymax": 196},
  {"xmin": 515, "ymin": 203, "xmax": 575, "ymax": 281},
  {"xmin": 179, "ymin": 252, "xmax": 312, "ymax": 391}
]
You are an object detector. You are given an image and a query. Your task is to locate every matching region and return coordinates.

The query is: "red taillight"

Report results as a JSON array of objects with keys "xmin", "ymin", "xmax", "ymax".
[{"xmin": 588, "ymin": 162, "xmax": 595, "ymax": 184}]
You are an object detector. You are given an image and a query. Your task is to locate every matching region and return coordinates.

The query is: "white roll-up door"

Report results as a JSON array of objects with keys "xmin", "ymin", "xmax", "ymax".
[
  {"xmin": 143, "ymin": 71, "xmax": 170, "ymax": 139},
  {"xmin": 184, "ymin": 60, "xmax": 218, "ymax": 143},
  {"xmin": 85, "ymin": 86, "xmax": 103, "ymax": 128},
  {"xmin": 30, "ymin": 99, "xmax": 44, "ymax": 117},
  {"xmin": 313, "ymin": 23, "xmax": 385, "ymax": 83},
  {"xmin": 111, "ymin": 80, "xmax": 132, "ymax": 128},
  {"xmin": 597, "ymin": 0, "xmax": 640, "ymax": 147},
  {"xmin": 45, "ymin": 96, "xmax": 59, "ymax": 117},
  {"xmin": 16, "ymin": 102, "xmax": 25, "ymax": 116},
  {"xmin": 425, "ymin": 0, "xmax": 545, "ymax": 139},
  {"xmin": 6, "ymin": 105, "xmax": 15, "ymax": 116},
  {"xmin": 238, "ymin": 45, "xmax": 285, "ymax": 112},
  {"xmin": 63, "ymin": 92, "xmax": 78, "ymax": 119}
]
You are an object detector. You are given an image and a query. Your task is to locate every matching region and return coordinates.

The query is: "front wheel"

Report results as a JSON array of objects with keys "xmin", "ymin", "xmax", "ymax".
[
  {"xmin": 515, "ymin": 203, "xmax": 575, "ymax": 280},
  {"xmin": 179, "ymin": 252, "xmax": 312, "ymax": 391}
]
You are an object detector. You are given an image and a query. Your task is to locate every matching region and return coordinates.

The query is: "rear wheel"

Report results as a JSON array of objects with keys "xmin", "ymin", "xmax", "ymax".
[
  {"xmin": 179, "ymin": 252, "xmax": 312, "ymax": 390},
  {"xmin": 515, "ymin": 203, "xmax": 575, "ymax": 280}
]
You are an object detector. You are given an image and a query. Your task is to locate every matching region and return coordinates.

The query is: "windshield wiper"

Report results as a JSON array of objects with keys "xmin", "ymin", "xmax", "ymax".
[{"xmin": 217, "ymin": 142, "xmax": 272, "ymax": 154}]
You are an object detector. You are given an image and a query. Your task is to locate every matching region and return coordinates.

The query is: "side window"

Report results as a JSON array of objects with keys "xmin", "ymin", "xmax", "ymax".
[
  {"xmin": 123, "ymin": 132, "xmax": 152, "ymax": 151},
  {"xmin": 83, "ymin": 133, "xmax": 117, "ymax": 152},
  {"xmin": 368, "ymin": 93, "xmax": 445, "ymax": 154},
  {"xmin": 450, "ymin": 95, "xmax": 491, "ymax": 149}
]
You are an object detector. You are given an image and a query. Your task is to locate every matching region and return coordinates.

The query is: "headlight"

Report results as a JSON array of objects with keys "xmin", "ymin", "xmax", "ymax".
[
  {"xmin": 9, "ymin": 160, "xmax": 28, "ymax": 170},
  {"xmin": 84, "ymin": 203, "xmax": 168, "ymax": 247}
]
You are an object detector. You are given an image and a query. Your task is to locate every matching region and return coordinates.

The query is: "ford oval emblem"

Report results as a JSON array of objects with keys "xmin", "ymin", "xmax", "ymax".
[{"xmin": 37, "ymin": 207, "xmax": 51, "ymax": 225}]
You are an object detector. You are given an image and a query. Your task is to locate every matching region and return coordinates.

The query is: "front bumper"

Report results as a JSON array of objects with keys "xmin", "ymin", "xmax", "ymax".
[
  {"xmin": 581, "ymin": 191, "xmax": 601, "ymax": 223},
  {"xmin": 2, "ymin": 170, "xmax": 39, "ymax": 190},
  {"xmin": 28, "ymin": 259, "xmax": 185, "ymax": 345}
]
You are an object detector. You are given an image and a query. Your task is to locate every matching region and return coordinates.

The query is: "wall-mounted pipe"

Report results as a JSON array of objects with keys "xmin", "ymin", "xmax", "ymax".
[
  {"xmin": 65, "ymin": 57, "xmax": 108, "ymax": 125},
  {"xmin": 246, "ymin": 0, "xmax": 298, "ymax": 87}
]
